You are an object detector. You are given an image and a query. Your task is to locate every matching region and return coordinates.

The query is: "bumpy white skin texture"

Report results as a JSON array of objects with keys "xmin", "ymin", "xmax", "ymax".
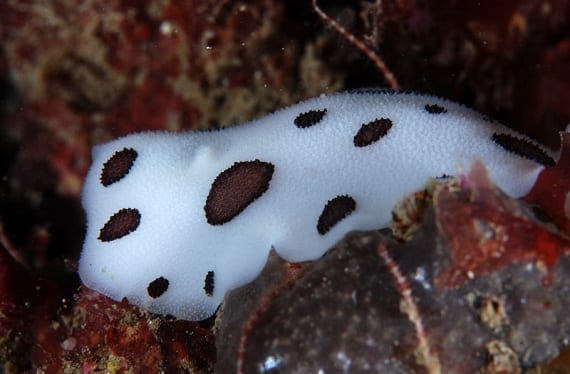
[{"xmin": 79, "ymin": 91, "xmax": 554, "ymax": 320}]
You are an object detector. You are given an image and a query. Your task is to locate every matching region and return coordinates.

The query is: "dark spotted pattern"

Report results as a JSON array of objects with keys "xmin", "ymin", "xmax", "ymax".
[
  {"xmin": 147, "ymin": 276, "xmax": 169, "ymax": 298},
  {"xmin": 424, "ymin": 104, "xmax": 447, "ymax": 114},
  {"xmin": 205, "ymin": 160, "xmax": 275, "ymax": 225},
  {"xmin": 353, "ymin": 118, "xmax": 393, "ymax": 147},
  {"xmin": 294, "ymin": 109, "xmax": 327, "ymax": 128},
  {"xmin": 436, "ymin": 174, "xmax": 453, "ymax": 179},
  {"xmin": 98, "ymin": 208, "xmax": 141, "ymax": 242},
  {"xmin": 317, "ymin": 195, "xmax": 356, "ymax": 235},
  {"xmin": 491, "ymin": 133, "xmax": 555, "ymax": 167},
  {"xmin": 204, "ymin": 271, "xmax": 215, "ymax": 296},
  {"xmin": 100, "ymin": 148, "xmax": 138, "ymax": 187}
]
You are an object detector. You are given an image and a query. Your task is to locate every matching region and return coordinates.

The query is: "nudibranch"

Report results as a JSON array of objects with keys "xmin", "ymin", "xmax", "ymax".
[{"xmin": 79, "ymin": 90, "xmax": 556, "ymax": 320}]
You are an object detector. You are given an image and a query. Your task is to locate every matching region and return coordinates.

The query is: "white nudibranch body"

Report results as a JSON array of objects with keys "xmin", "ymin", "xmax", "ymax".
[{"xmin": 79, "ymin": 90, "xmax": 556, "ymax": 320}]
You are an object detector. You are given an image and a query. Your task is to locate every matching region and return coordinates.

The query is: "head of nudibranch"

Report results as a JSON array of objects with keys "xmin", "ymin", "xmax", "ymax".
[{"xmin": 79, "ymin": 132, "xmax": 277, "ymax": 320}]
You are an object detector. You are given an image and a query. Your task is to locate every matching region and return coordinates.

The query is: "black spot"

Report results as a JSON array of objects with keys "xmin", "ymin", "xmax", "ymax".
[
  {"xmin": 491, "ymin": 133, "xmax": 555, "ymax": 167},
  {"xmin": 317, "ymin": 195, "xmax": 357, "ymax": 235},
  {"xmin": 204, "ymin": 271, "xmax": 215, "ymax": 296},
  {"xmin": 205, "ymin": 160, "xmax": 274, "ymax": 225},
  {"xmin": 147, "ymin": 277, "xmax": 169, "ymax": 298},
  {"xmin": 424, "ymin": 104, "xmax": 447, "ymax": 114},
  {"xmin": 294, "ymin": 109, "xmax": 327, "ymax": 128},
  {"xmin": 98, "ymin": 208, "xmax": 141, "ymax": 242},
  {"xmin": 100, "ymin": 148, "xmax": 138, "ymax": 187},
  {"xmin": 435, "ymin": 174, "xmax": 454, "ymax": 179},
  {"xmin": 353, "ymin": 118, "xmax": 393, "ymax": 147}
]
